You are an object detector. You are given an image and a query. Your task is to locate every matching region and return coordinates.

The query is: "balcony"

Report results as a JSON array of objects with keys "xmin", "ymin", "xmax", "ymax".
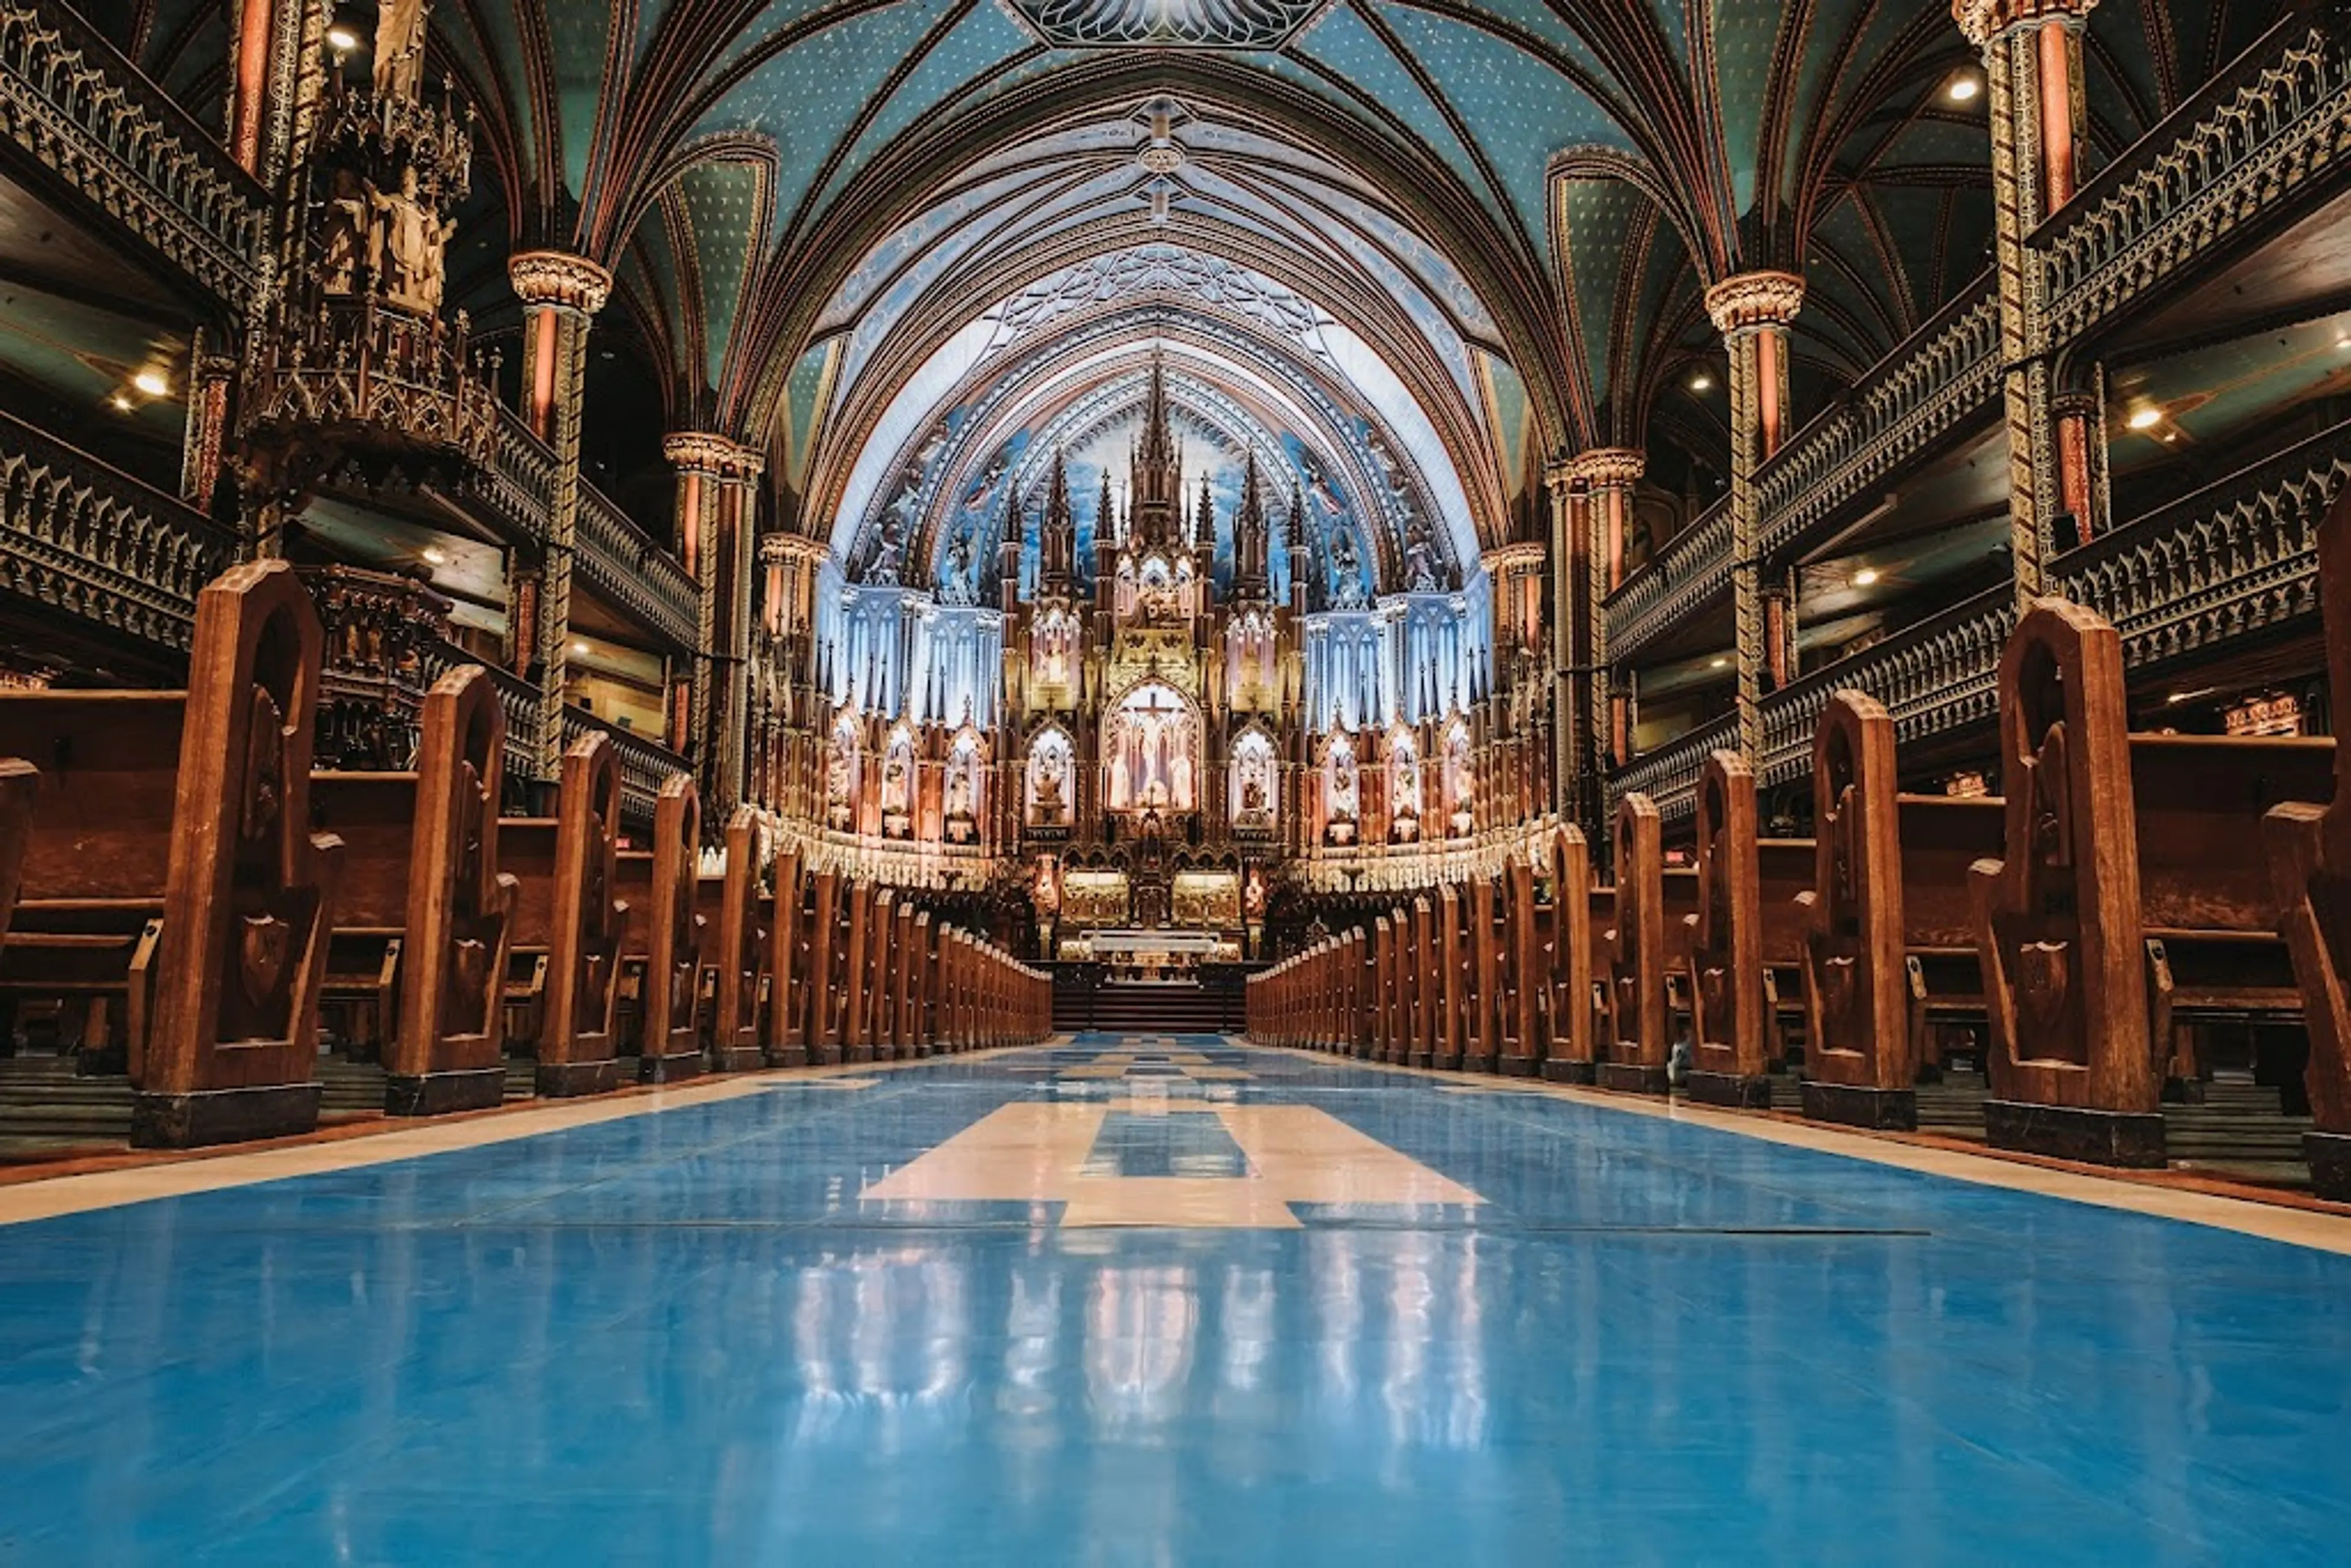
[
  {"xmin": 0, "ymin": 0, "xmax": 266, "ymax": 306},
  {"xmin": 2041, "ymin": 12, "xmax": 2351, "ymax": 344},
  {"xmin": 0, "ymin": 407, "xmax": 236, "ymax": 652},
  {"xmin": 576, "ymin": 479, "xmax": 697, "ymax": 651},
  {"xmin": 422, "ymin": 637, "xmax": 542, "ymax": 787},
  {"xmin": 2057, "ymin": 414, "xmax": 2351, "ymax": 669},
  {"xmin": 1602, "ymin": 498, "xmax": 1733, "ymax": 661},
  {"xmin": 1605, "ymin": 712, "xmax": 1738, "ymax": 826}
]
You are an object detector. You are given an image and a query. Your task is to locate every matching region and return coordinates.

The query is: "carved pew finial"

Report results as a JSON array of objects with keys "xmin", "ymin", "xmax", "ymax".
[
  {"xmin": 1601, "ymin": 793, "xmax": 1673, "ymax": 1094},
  {"xmin": 1685, "ymin": 749, "xmax": 1771, "ymax": 1106},
  {"xmin": 539, "ymin": 730, "xmax": 624, "ymax": 1097}
]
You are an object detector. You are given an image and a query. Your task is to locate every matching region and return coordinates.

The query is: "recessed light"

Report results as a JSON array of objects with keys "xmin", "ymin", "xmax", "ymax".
[
  {"xmin": 108, "ymin": 394, "xmax": 132, "ymax": 412},
  {"xmin": 326, "ymin": 25, "xmax": 359, "ymax": 51},
  {"xmin": 2166, "ymin": 691, "xmax": 2190, "ymax": 705},
  {"xmin": 1853, "ymin": 567, "xmax": 1880, "ymax": 587},
  {"xmin": 571, "ymin": 640, "xmax": 591, "ymax": 655},
  {"xmin": 1709, "ymin": 656, "xmax": 1729, "ymax": 670},
  {"xmin": 421, "ymin": 546, "xmax": 448, "ymax": 565},
  {"xmin": 131, "ymin": 369, "xmax": 169, "ymax": 397},
  {"xmin": 1690, "ymin": 374, "xmax": 1714, "ymax": 392},
  {"xmin": 2126, "ymin": 405, "xmax": 2164, "ymax": 430},
  {"xmin": 1947, "ymin": 75, "xmax": 1981, "ymax": 103}
]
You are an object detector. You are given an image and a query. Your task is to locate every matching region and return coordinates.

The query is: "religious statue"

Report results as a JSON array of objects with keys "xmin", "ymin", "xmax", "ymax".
[
  {"xmin": 869, "ymin": 513, "xmax": 905, "ymax": 584},
  {"xmin": 1029, "ymin": 741, "xmax": 1068, "ymax": 823},
  {"xmin": 374, "ymin": 0, "xmax": 430, "ymax": 102},
  {"xmin": 366, "ymin": 165, "xmax": 454, "ymax": 315},
  {"xmin": 1033, "ymin": 856, "xmax": 1062, "ymax": 918},
  {"xmin": 1404, "ymin": 516, "xmax": 1442, "ymax": 593},
  {"xmin": 1330, "ymin": 526, "xmax": 1367, "ymax": 608},
  {"xmin": 1243, "ymin": 868, "xmax": 1267, "ymax": 921},
  {"xmin": 825, "ymin": 726, "xmax": 855, "ymax": 830},
  {"xmin": 318, "ymin": 168, "xmax": 371, "ymax": 294}
]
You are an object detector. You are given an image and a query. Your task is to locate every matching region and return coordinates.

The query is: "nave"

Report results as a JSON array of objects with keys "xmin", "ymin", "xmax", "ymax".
[{"xmin": 1, "ymin": 1033, "xmax": 2347, "ymax": 1563}]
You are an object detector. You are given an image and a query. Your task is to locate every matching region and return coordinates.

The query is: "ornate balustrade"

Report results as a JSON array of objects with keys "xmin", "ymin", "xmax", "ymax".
[
  {"xmin": 303, "ymin": 563, "xmax": 450, "ymax": 768},
  {"xmin": 0, "ymin": 407, "xmax": 234, "ymax": 651},
  {"xmin": 1755, "ymin": 283, "xmax": 2003, "ymax": 560},
  {"xmin": 778, "ymin": 822, "xmax": 1008, "ymax": 893},
  {"xmin": 2057, "ymin": 415, "xmax": 2351, "ymax": 668},
  {"xmin": 423, "ymin": 636, "xmax": 542, "ymax": 783},
  {"xmin": 576, "ymin": 479, "xmax": 696, "ymax": 649},
  {"xmin": 1603, "ymin": 497, "xmax": 1733, "ymax": 661},
  {"xmin": 0, "ymin": 0, "xmax": 266, "ymax": 306},
  {"xmin": 460, "ymin": 403, "xmax": 559, "ymax": 542},
  {"xmin": 2042, "ymin": 13, "xmax": 2351, "ymax": 343},
  {"xmin": 1604, "ymin": 712, "xmax": 1737, "ymax": 825},
  {"xmin": 560, "ymin": 705, "xmax": 689, "ymax": 826},
  {"xmin": 1758, "ymin": 585, "xmax": 2014, "ymax": 791},
  {"xmin": 1288, "ymin": 816, "xmax": 1556, "ymax": 896}
]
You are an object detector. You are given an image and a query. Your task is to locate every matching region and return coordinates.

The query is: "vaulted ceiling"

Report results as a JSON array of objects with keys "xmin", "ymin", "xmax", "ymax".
[{"xmin": 89, "ymin": 0, "xmax": 2303, "ymax": 538}]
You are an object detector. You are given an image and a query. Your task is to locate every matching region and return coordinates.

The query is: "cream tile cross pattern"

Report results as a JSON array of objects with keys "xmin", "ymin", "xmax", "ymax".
[{"xmin": 861, "ymin": 1100, "xmax": 1482, "ymax": 1228}]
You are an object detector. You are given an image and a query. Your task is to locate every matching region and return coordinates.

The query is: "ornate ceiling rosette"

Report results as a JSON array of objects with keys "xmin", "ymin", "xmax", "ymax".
[{"xmin": 1007, "ymin": 0, "xmax": 1333, "ymax": 49}]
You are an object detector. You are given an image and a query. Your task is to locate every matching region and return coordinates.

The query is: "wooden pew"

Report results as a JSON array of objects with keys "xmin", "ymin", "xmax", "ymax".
[
  {"xmin": 1464, "ymin": 874, "xmax": 1502, "ymax": 1072},
  {"xmin": 1796, "ymin": 692, "xmax": 1924, "ymax": 1129},
  {"xmin": 2267, "ymin": 481, "xmax": 2351, "ymax": 1198},
  {"xmin": 1543, "ymin": 823, "xmax": 1602, "ymax": 1084},
  {"xmin": 703, "ymin": 805, "xmax": 768, "ymax": 1073},
  {"xmin": 1683, "ymin": 751, "xmax": 1774, "ymax": 1107},
  {"xmin": 1499, "ymin": 853, "xmax": 1541, "ymax": 1075},
  {"xmin": 0, "ymin": 560, "xmax": 343, "ymax": 1146},
  {"xmin": 1973, "ymin": 599, "xmax": 2334, "ymax": 1166},
  {"xmin": 1600, "ymin": 793, "xmax": 1695, "ymax": 1094},
  {"xmin": 0, "ymin": 759, "xmax": 31, "ymax": 944},
  {"xmin": 1371, "ymin": 913, "xmax": 1395, "ymax": 1063},
  {"xmin": 1897, "ymin": 793, "xmax": 2003, "ymax": 1078},
  {"xmin": 310, "ymin": 667, "xmax": 516, "ymax": 1115},
  {"xmin": 615, "ymin": 774, "xmax": 704, "ymax": 1082},
  {"xmin": 530, "ymin": 733, "xmax": 628, "ymax": 1097},
  {"xmin": 764, "ymin": 845, "xmax": 809, "ymax": 1067}
]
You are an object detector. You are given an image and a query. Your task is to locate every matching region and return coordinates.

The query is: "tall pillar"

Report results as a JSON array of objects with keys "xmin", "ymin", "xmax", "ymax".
[
  {"xmin": 1959, "ymin": 0, "xmax": 2103, "ymax": 598},
  {"xmin": 666, "ymin": 433, "xmax": 765, "ymax": 816},
  {"xmin": 228, "ymin": 0, "xmax": 322, "ymax": 183},
  {"xmin": 1704, "ymin": 271, "xmax": 1804, "ymax": 760},
  {"xmin": 1553, "ymin": 449, "xmax": 1643, "ymax": 830},
  {"xmin": 508, "ymin": 251, "xmax": 612, "ymax": 779}
]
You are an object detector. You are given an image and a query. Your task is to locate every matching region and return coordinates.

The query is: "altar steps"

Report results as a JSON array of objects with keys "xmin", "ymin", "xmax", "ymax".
[{"xmin": 1057, "ymin": 983, "xmax": 1239, "ymax": 1037}]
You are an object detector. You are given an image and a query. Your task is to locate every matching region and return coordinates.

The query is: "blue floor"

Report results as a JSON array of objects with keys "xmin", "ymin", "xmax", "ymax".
[{"xmin": 2, "ymin": 1035, "xmax": 2349, "ymax": 1564}]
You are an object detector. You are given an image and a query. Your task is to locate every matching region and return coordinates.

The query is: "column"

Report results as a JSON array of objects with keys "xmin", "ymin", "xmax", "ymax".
[
  {"xmin": 665, "ymin": 433, "xmax": 765, "ymax": 816},
  {"xmin": 1554, "ymin": 449, "xmax": 1643, "ymax": 828},
  {"xmin": 1704, "ymin": 271, "xmax": 1805, "ymax": 760},
  {"xmin": 228, "ymin": 0, "xmax": 321, "ymax": 182},
  {"xmin": 508, "ymin": 251, "xmax": 612, "ymax": 779},
  {"xmin": 1482, "ymin": 540, "xmax": 1547, "ymax": 827},
  {"xmin": 1958, "ymin": 0, "xmax": 2104, "ymax": 596}
]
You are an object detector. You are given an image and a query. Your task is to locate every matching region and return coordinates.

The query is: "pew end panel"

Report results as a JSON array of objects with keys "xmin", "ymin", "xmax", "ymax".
[
  {"xmin": 1685, "ymin": 750, "xmax": 1772, "ymax": 1108},
  {"xmin": 538, "ymin": 733, "xmax": 626, "ymax": 1098}
]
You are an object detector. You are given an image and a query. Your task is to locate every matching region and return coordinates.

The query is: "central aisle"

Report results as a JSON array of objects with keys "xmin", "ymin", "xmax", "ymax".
[{"xmin": 2, "ymin": 1036, "xmax": 2349, "ymax": 1563}]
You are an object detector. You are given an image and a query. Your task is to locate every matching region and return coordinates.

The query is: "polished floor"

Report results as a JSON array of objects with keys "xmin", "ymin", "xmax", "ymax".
[{"xmin": 2, "ymin": 1037, "xmax": 2349, "ymax": 1564}]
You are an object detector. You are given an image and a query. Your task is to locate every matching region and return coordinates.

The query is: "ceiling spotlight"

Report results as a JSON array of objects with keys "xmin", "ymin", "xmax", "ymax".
[
  {"xmin": 1947, "ymin": 75, "xmax": 1982, "ymax": 103},
  {"xmin": 2336, "ymin": 334, "xmax": 2350, "ymax": 350},
  {"xmin": 1689, "ymin": 373, "xmax": 1714, "ymax": 392},
  {"xmin": 420, "ymin": 546, "xmax": 448, "ymax": 566},
  {"xmin": 1709, "ymin": 656, "xmax": 1729, "ymax": 670},
  {"xmin": 326, "ymin": 24, "xmax": 359, "ymax": 52},
  {"xmin": 2126, "ymin": 405, "xmax": 2164, "ymax": 430},
  {"xmin": 1853, "ymin": 567, "xmax": 1880, "ymax": 587},
  {"xmin": 108, "ymin": 394, "xmax": 132, "ymax": 412},
  {"xmin": 131, "ymin": 369, "xmax": 169, "ymax": 398},
  {"xmin": 572, "ymin": 640, "xmax": 591, "ymax": 655},
  {"xmin": 2166, "ymin": 691, "xmax": 2190, "ymax": 705}
]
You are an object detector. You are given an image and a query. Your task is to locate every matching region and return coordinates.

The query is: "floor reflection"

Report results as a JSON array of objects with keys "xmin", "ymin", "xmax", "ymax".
[{"xmin": 0, "ymin": 1037, "xmax": 2347, "ymax": 1562}]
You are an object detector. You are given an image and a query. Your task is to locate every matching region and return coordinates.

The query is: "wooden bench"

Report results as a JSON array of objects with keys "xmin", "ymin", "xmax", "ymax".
[
  {"xmin": 1973, "ymin": 599, "xmax": 2334, "ymax": 1166},
  {"xmin": 1683, "ymin": 749, "xmax": 1798, "ymax": 1108},
  {"xmin": 763, "ymin": 846, "xmax": 811, "ymax": 1067},
  {"xmin": 521, "ymin": 733, "xmax": 628, "ymax": 1097},
  {"xmin": 2267, "ymin": 481, "xmax": 2351, "ymax": 1198},
  {"xmin": 310, "ymin": 667, "xmax": 516, "ymax": 1115},
  {"xmin": 0, "ymin": 759, "xmax": 31, "ymax": 945},
  {"xmin": 700, "ymin": 805, "xmax": 768, "ymax": 1073},
  {"xmin": 614, "ymin": 773, "xmax": 703, "ymax": 1082},
  {"xmin": 1599, "ymin": 794, "xmax": 1695, "ymax": 1094},
  {"xmin": 0, "ymin": 560, "xmax": 343, "ymax": 1146},
  {"xmin": 1542, "ymin": 824, "xmax": 1603, "ymax": 1084}
]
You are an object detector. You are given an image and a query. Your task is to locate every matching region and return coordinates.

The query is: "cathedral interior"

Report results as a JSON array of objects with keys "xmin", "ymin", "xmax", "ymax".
[{"xmin": 0, "ymin": 0, "xmax": 2347, "ymax": 1559}]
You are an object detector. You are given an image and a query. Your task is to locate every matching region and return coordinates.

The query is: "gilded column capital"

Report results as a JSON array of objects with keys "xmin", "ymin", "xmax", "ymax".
[
  {"xmin": 1564, "ymin": 448, "xmax": 1646, "ymax": 489},
  {"xmin": 762, "ymin": 532, "xmax": 833, "ymax": 567},
  {"xmin": 1703, "ymin": 271, "xmax": 1805, "ymax": 336},
  {"xmin": 1952, "ymin": 0, "xmax": 2096, "ymax": 48},
  {"xmin": 1480, "ymin": 541, "xmax": 1547, "ymax": 576},
  {"xmin": 663, "ymin": 432, "xmax": 765, "ymax": 481},
  {"xmin": 508, "ymin": 250, "xmax": 613, "ymax": 315}
]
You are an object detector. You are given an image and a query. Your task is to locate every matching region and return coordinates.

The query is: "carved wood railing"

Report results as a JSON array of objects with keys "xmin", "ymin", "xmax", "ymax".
[
  {"xmin": 576, "ymin": 479, "xmax": 697, "ymax": 650},
  {"xmin": 477, "ymin": 407, "xmax": 558, "ymax": 544},
  {"xmin": 561, "ymin": 705, "xmax": 688, "ymax": 827},
  {"xmin": 2042, "ymin": 12, "xmax": 2351, "ymax": 343},
  {"xmin": 0, "ymin": 0, "xmax": 266, "ymax": 306},
  {"xmin": 1758, "ymin": 585, "xmax": 2015, "ymax": 792},
  {"xmin": 1756, "ymin": 281, "xmax": 2003, "ymax": 560},
  {"xmin": 302, "ymin": 563, "xmax": 451, "ymax": 768},
  {"xmin": 1604, "ymin": 711, "xmax": 1737, "ymax": 825},
  {"xmin": 2057, "ymin": 415, "xmax": 2351, "ymax": 669},
  {"xmin": 1288, "ymin": 816, "xmax": 1558, "ymax": 896},
  {"xmin": 0, "ymin": 407, "xmax": 235, "ymax": 650},
  {"xmin": 1603, "ymin": 497, "xmax": 1734, "ymax": 661}
]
